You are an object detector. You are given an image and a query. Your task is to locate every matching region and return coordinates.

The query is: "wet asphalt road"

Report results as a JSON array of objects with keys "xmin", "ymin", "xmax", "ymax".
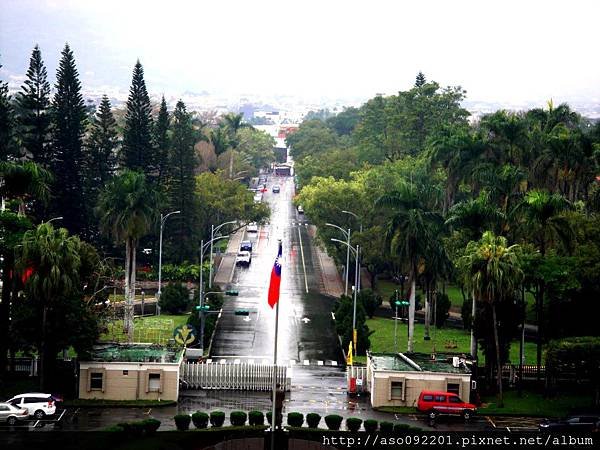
[{"xmin": 210, "ymin": 175, "xmax": 343, "ymax": 365}]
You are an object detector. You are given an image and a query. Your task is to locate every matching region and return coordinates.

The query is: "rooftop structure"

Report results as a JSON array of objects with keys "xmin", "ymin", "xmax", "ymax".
[{"xmin": 86, "ymin": 343, "xmax": 183, "ymax": 364}]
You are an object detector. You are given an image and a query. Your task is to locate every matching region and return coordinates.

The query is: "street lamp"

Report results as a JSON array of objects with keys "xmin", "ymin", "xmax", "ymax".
[
  {"xmin": 45, "ymin": 216, "xmax": 63, "ymax": 224},
  {"xmin": 198, "ymin": 236, "xmax": 229, "ymax": 355},
  {"xmin": 326, "ymin": 223, "xmax": 351, "ymax": 296},
  {"xmin": 209, "ymin": 220, "xmax": 237, "ymax": 288},
  {"xmin": 341, "ymin": 210, "xmax": 362, "ymax": 292},
  {"xmin": 156, "ymin": 210, "xmax": 181, "ymax": 314},
  {"xmin": 332, "ymin": 238, "xmax": 359, "ymax": 356}
]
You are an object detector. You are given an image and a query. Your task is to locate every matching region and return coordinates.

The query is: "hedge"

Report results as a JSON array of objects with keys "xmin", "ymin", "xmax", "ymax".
[
  {"xmin": 287, "ymin": 412, "xmax": 304, "ymax": 427},
  {"xmin": 210, "ymin": 411, "xmax": 226, "ymax": 427},
  {"xmin": 363, "ymin": 419, "xmax": 378, "ymax": 432},
  {"xmin": 192, "ymin": 412, "xmax": 209, "ymax": 429},
  {"xmin": 380, "ymin": 421, "xmax": 394, "ymax": 433},
  {"xmin": 346, "ymin": 417, "xmax": 362, "ymax": 432},
  {"xmin": 306, "ymin": 413, "xmax": 321, "ymax": 429},
  {"xmin": 174, "ymin": 414, "xmax": 191, "ymax": 431},
  {"xmin": 324, "ymin": 414, "xmax": 343, "ymax": 430},
  {"xmin": 230, "ymin": 411, "xmax": 247, "ymax": 427},
  {"xmin": 248, "ymin": 411, "xmax": 264, "ymax": 426}
]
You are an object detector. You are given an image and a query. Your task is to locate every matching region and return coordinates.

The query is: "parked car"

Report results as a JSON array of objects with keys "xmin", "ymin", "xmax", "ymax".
[
  {"xmin": 235, "ymin": 251, "xmax": 252, "ymax": 266},
  {"xmin": 297, "ymin": 205, "xmax": 304, "ymax": 214},
  {"xmin": 247, "ymin": 222, "xmax": 258, "ymax": 233},
  {"xmin": 7, "ymin": 393, "xmax": 56, "ymax": 419},
  {"xmin": 416, "ymin": 390, "xmax": 476, "ymax": 420},
  {"xmin": 0, "ymin": 402, "xmax": 29, "ymax": 425},
  {"xmin": 240, "ymin": 240, "xmax": 253, "ymax": 252},
  {"xmin": 539, "ymin": 415, "xmax": 600, "ymax": 432},
  {"xmin": 272, "ymin": 185, "xmax": 280, "ymax": 193}
]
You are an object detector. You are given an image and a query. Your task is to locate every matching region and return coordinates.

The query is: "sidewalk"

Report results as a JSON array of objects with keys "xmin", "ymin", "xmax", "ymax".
[
  {"xmin": 213, "ymin": 228, "xmax": 244, "ymax": 286},
  {"xmin": 308, "ymin": 225, "xmax": 344, "ymax": 298}
]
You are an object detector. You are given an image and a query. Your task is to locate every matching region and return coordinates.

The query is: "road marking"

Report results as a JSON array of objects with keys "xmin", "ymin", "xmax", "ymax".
[
  {"xmin": 219, "ymin": 359, "xmax": 226, "ymax": 364},
  {"xmin": 289, "ymin": 359, "xmax": 296, "ymax": 365},
  {"xmin": 206, "ymin": 359, "xmax": 212, "ymax": 364},
  {"xmin": 317, "ymin": 360, "xmax": 324, "ymax": 366},
  {"xmin": 234, "ymin": 359, "xmax": 240, "ymax": 364},
  {"xmin": 301, "ymin": 317, "xmax": 310, "ymax": 324},
  {"xmin": 248, "ymin": 359, "xmax": 255, "ymax": 365},
  {"xmin": 330, "ymin": 361, "xmax": 338, "ymax": 366},
  {"xmin": 297, "ymin": 227, "xmax": 309, "ymax": 293},
  {"xmin": 303, "ymin": 359, "xmax": 310, "ymax": 365}
]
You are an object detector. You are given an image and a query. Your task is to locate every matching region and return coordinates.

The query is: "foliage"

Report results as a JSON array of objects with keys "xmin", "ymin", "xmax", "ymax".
[
  {"xmin": 334, "ymin": 295, "xmax": 371, "ymax": 354},
  {"xmin": 174, "ymin": 414, "xmax": 191, "ymax": 431},
  {"xmin": 287, "ymin": 412, "xmax": 304, "ymax": 427},
  {"xmin": 434, "ymin": 292, "xmax": 451, "ymax": 328},
  {"xmin": 229, "ymin": 411, "xmax": 247, "ymax": 426},
  {"xmin": 142, "ymin": 418, "xmax": 161, "ymax": 434},
  {"xmin": 209, "ymin": 411, "xmax": 225, "ymax": 427},
  {"xmin": 393, "ymin": 423, "xmax": 411, "ymax": 433},
  {"xmin": 248, "ymin": 410, "xmax": 264, "ymax": 426},
  {"xmin": 305, "ymin": 413, "xmax": 321, "ymax": 428},
  {"xmin": 363, "ymin": 419, "xmax": 378, "ymax": 432},
  {"xmin": 158, "ymin": 283, "xmax": 190, "ymax": 314},
  {"xmin": 324, "ymin": 414, "xmax": 343, "ymax": 430},
  {"xmin": 379, "ymin": 421, "xmax": 394, "ymax": 433},
  {"xmin": 345, "ymin": 417, "xmax": 362, "ymax": 432},
  {"xmin": 359, "ymin": 288, "xmax": 382, "ymax": 319}
]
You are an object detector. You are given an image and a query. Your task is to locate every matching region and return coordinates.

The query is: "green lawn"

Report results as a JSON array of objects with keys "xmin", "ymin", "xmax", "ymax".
[
  {"xmin": 364, "ymin": 317, "xmax": 537, "ymax": 364},
  {"xmin": 101, "ymin": 314, "xmax": 190, "ymax": 344},
  {"xmin": 480, "ymin": 390, "xmax": 595, "ymax": 417}
]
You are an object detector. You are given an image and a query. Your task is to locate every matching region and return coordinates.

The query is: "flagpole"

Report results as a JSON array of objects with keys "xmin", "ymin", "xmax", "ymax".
[{"xmin": 270, "ymin": 296, "xmax": 279, "ymax": 450}]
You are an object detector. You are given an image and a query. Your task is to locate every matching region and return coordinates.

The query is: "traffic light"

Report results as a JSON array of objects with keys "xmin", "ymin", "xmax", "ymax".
[
  {"xmin": 195, "ymin": 305, "xmax": 210, "ymax": 311},
  {"xmin": 234, "ymin": 309, "xmax": 249, "ymax": 316},
  {"xmin": 225, "ymin": 290, "xmax": 239, "ymax": 296}
]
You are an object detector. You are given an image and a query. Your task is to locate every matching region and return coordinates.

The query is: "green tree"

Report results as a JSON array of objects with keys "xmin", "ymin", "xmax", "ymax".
[
  {"xmin": 377, "ymin": 181, "xmax": 442, "ymax": 352},
  {"xmin": 415, "ymin": 71, "xmax": 426, "ymax": 88},
  {"xmin": 286, "ymin": 120, "xmax": 339, "ymax": 162},
  {"xmin": 153, "ymin": 95, "xmax": 170, "ymax": 188},
  {"xmin": 85, "ymin": 95, "xmax": 118, "ymax": 212},
  {"xmin": 236, "ymin": 127, "xmax": 276, "ymax": 172},
  {"xmin": 326, "ymin": 107, "xmax": 361, "ymax": 136},
  {"xmin": 122, "ymin": 60, "xmax": 155, "ymax": 177},
  {"xmin": 459, "ymin": 231, "xmax": 523, "ymax": 406},
  {"xmin": 167, "ymin": 100, "xmax": 198, "ymax": 262},
  {"xmin": 16, "ymin": 223, "xmax": 82, "ymax": 389},
  {"xmin": 0, "ymin": 161, "xmax": 52, "ymax": 216},
  {"xmin": 15, "ymin": 45, "xmax": 52, "ymax": 165},
  {"xmin": 0, "ymin": 58, "xmax": 17, "ymax": 160},
  {"xmin": 96, "ymin": 170, "xmax": 161, "ymax": 341},
  {"xmin": 50, "ymin": 43, "xmax": 88, "ymax": 236}
]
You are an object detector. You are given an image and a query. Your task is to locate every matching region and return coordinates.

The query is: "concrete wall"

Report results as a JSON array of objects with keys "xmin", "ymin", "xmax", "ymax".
[
  {"xmin": 370, "ymin": 371, "xmax": 471, "ymax": 408},
  {"xmin": 79, "ymin": 362, "xmax": 180, "ymax": 401}
]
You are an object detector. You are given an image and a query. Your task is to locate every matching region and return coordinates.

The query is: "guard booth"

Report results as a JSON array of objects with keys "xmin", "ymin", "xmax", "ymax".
[{"xmin": 347, "ymin": 365, "xmax": 368, "ymax": 396}]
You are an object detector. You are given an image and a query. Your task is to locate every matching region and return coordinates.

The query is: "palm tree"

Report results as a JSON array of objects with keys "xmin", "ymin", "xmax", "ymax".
[
  {"xmin": 16, "ymin": 222, "xmax": 81, "ymax": 389},
  {"xmin": 376, "ymin": 181, "xmax": 442, "ymax": 352},
  {"xmin": 446, "ymin": 192, "xmax": 504, "ymax": 241},
  {"xmin": 513, "ymin": 190, "xmax": 574, "ymax": 380},
  {"xmin": 96, "ymin": 170, "xmax": 161, "ymax": 342},
  {"xmin": 221, "ymin": 113, "xmax": 253, "ymax": 178},
  {"xmin": 0, "ymin": 161, "xmax": 51, "ymax": 216},
  {"xmin": 459, "ymin": 231, "xmax": 523, "ymax": 406}
]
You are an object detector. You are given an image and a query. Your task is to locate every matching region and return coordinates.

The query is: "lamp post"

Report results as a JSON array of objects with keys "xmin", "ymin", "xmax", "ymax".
[
  {"xmin": 326, "ymin": 223, "xmax": 351, "ymax": 296},
  {"xmin": 45, "ymin": 216, "xmax": 63, "ymax": 224},
  {"xmin": 341, "ymin": 210, "xmax": 362, "ymax": 292},
  {"xmin": 209, "ymin": 220, "xmax": 236, "ymax": 288},
  {"xmin": 332, "ymin": 238, "xmax": 359, "ymax": 356},
  {"xmin": 198, "ymin": 236, "xmax": 229, "ymax": 355},
  {"xmin": 156, "ymin": 210, "xmax": 180, "ymax": 314}
]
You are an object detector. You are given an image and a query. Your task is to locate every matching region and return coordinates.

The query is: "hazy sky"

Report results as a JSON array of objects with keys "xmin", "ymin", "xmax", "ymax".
[{"xmin": 1, "ymin": 0, "xmax": 599, "ymax": 105}]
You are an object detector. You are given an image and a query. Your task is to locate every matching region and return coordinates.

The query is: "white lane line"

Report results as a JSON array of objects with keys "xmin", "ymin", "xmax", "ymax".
[{"xmin": 297, "ymin": 226, "xmax": 309, "ymax": 293}]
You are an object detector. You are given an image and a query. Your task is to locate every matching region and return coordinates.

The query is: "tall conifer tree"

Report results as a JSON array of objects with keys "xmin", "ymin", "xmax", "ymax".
[
  {"xmin": 0, "ymin": 60, "xmax": 17, "ymax": 161},
  {"xmin": 154, "ymin": 95, "xmax": 170, "ymax": 188},
  {"xmin": 415, "ymin": 71, "xmax": 426, "ymax": 88},
  {"xmin": 167, "ymin": 100, "xmax": 197, "ymax": 262},
  {"xmin": 16, "ymin": 45, "xmax": 51, "ymax": 164},
  {"xmin": 122, "ymin": 60, "xmax": 154, "ymax": 177},
  {"xmin": 51, "ymin": 43, "xmax": 87, "ymax": 236},
  {"xmin": 85, "ymin": 95, "xmax": 118, "ymax": 208}
]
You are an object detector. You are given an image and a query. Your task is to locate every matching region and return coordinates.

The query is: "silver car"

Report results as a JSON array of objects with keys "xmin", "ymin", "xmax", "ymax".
[{"xmin": 0, "ymin": 402, "xmax": 29, "ymax": 425}]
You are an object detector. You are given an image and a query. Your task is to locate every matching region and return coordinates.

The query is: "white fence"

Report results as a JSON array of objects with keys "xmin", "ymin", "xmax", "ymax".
[
  {"xmin": 6, "ymin": 357, "xmax": 38, "ymax": 376},
  {"xmin": 181, "ymin": 362, "xmax": 290, "ymax": 391}
]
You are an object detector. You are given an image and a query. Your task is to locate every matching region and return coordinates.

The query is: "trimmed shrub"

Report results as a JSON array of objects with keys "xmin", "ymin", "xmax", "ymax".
[
  {"xmin": 248, "ymin": 410, "xmax": 264, "ymax": 426},
  {"xmin": 210, "ymin": 411, "xmax": 226, "ymax": 427},
  {"xmin": 159, "ymin": 282, "xmax": 191, "ymax": 314},
  {"xmin": 266, "ymin": 411, "xmax": 282, "ymax": 427},
  {"xmin": 380, "ymin": 421, "xmax": 394, "ymax": 433},
  {"xmin": 287, "ymin": 412, "xmax": 304, "ymax": 427},
  {"xmin": 324, "ymin": 414, "xmax": 343, "ymax": 430},
  {"xmin": 174, "ymin": 414, "xmax": 191, "ymax": 431},
  {"xmin": 346, "ymin": 417, "xmax": 362, "ymax": 432},
  {"xmin": 142, "ymin": 418, "xmax": 161, "ymax": 434},
  {"xmin": 104, "ymin": 424, "xmax": 125, "ymax": 432},
  {"xmin": 230, "ymin": 411, "xmax": 247, "ymax": 427},
  {"xmin": 306, "ymin": 413, "xmax": 321, "ymax": 428},
  {"xmin": 363, "ymin": 419, "xmax": 378, "ymax": 432},
  {"xmin": 191, "ymin": 412, "xmax": 209, "ymax": 429},
  {"xmin": 394, "ymin": 423, "xmax": 411, "ymax": 433}
]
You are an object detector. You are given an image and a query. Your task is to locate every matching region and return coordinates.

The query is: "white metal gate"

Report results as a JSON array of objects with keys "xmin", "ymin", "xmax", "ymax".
[
  {"xmin": 180, "ymin": 362, "xmax": 290, "ymax": 391},
  {"xmin": 347, "ymin": 365, "xmax": 368, "ymax": 393}
]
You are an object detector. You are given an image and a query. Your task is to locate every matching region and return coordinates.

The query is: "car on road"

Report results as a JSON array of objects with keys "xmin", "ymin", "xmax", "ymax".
[
  {"xmin": 7, "ymin": 393, "xmax": 56, "ymax": 419},
  {"xmin": 0, "ymin": 402, "xmax": 29, "ymax": 425},
  {"xmin": 247, "ymin": 222, "xmax": 258, "ymax": 233},
  {"xmin": 539, "ymin": 415, "xmax": 600, "ymax": 432},
  {"xmin": 297, "ymin": 205, "xmax": 304, "ymax": 214},
  {"xmin": 235, "ymin": 251, "xmax": 252, "ymax": 266},
  {"xmin": 272, "ymin": 185, "xmax": 280, "ymax": 193},
  {"xmin": 240, "ymin": 240, "xmax": 253, "ymax": 252},
  {"xmin": 416, "ymin": 390, "xmax": 476, "ymax": 420}
]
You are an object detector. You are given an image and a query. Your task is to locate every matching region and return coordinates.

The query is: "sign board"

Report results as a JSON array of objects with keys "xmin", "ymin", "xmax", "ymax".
[
  {"xmin": 356, "ymin": 378, "xmax": 363, "ymax": 386},
  {"xmin": 174, "ymin": 324, "xmax": 196, "ymax": 346}
]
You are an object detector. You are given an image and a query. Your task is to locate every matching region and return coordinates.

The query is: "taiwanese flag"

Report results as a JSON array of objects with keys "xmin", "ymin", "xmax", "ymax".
[{"xmin": 267, "ymin": 242, "xmax": 282, "ymax": 308}]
